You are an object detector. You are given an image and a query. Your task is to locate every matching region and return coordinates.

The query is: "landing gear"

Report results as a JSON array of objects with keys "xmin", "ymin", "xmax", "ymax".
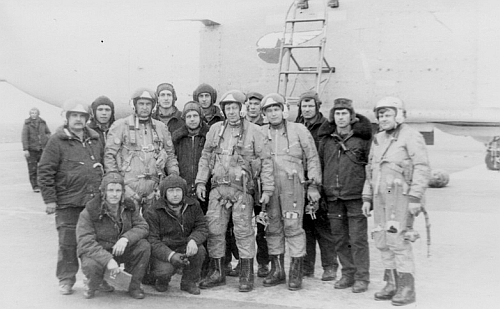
[{"xmin": 485, "ymin": 137, "xmax": 500, "ymax": 170}]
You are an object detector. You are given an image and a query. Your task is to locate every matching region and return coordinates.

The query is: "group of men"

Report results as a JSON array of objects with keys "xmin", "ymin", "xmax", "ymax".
[{"xmin": 28, "ymin": 81, "xmax": 429, "ymax": 306}]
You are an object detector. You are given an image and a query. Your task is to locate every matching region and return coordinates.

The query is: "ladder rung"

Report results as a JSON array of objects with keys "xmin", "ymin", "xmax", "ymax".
[
  {"xmin": 280, "ymin": 68, "xmax": 335, "ymax": 74},
  {"xmin": 286, "ymin": 18, "xmax": 326, "ymax": 23},
  {"xmin": 282, "ymin": 45, "xmax": 322, "ymax": 49}
]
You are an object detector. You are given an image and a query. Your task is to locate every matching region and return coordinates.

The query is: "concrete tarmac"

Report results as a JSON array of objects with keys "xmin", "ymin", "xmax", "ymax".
[{"xmin": 1, "ymin": 82, "xmax": 499, "ymax": 308}]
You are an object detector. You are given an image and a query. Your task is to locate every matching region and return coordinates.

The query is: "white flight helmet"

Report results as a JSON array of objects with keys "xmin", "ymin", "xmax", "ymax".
[
  {"xmin": 62, "ymin": 98, "xmax": 89, "ymax": 120},
  {"xmin": 261, "ymin": 93, "xmax": 289, "ymax": 119},
  {"xmin": 374, "ymin": 96, "xmax": 406, "ymax": 124}
]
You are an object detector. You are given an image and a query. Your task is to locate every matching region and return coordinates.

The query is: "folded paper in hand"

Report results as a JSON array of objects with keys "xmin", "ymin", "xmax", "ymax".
[{"xmin": 104, "ymin": 269, "xmax": 132, "ymax": 290}]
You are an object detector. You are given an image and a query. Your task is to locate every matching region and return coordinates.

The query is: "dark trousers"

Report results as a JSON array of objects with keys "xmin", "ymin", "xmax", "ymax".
[
  {"xmin": 81, "ymin": 239, "xmax": 151, "ymax": 291},
  {"xmin": 26, "ymin": 150, "xmax": 42, "ymax": 189},
  {"xmin": 225, "ymin": 218, "xmax": 239, "ymax": 263},
  {"xmin": 55, "ymin": 207, "xmax": 84, "ymax": 286},
  {"xmin": 327, "ymin": 199, "xmax": 370, "ymax": 282},
  {"xmin": 152, "ymin": 245, "xmax": 206, "ymax": 284},
  {"xmin": 254, "ymin": 204, "xmax": 269, "ymax": 265},
  {"xmin": 303, "ymin": 206, "xmax": 339, "ymax": 273}
]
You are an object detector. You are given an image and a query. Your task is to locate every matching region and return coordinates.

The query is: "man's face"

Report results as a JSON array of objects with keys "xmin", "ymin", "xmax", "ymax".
[
  {"xmin": 67, "ymin": 112, "xmax": 87, "ymax": 132},
  {"xmin": 198, "ymin": 93, "xmax": 212, "ymax": 108},
  {"xmin": 185, "ymin": 110, "xmax": 201, "ymax": 130},
  {"xmin": 300, "ymin": 99, "xmax": 317, "ymax": 120},
  {"xmin": 246, "ymin": 98, "xmax": 262, "ymax": 118},
  {"xmin": 29, "ymin": 109, "xmax": 39, "ymax": 120},
  {"xmin": 224, "ymin": 102, "xmax": 241, "ymax": 123},
  {"xmin": 166, "ymin": 187, "xmax": 183, "ymax": 206},
  {"xmin": 264, "ymin": 105, "xmax": 283, "ymax": 125},
  {"xmin": 95, "ymin": 105, "xmax": 112, "ymax": 125},
  {"xmin": 105, "ymin": 183, "xmax": 123, "ymax": 205},
  {"xmin": 377, "ymin": 108, "xmax": 398, "ymax": 131},
  {"xmin": 135, "ymin": 99, "xmax": 153, "ymax": 119},
  {"xmin": 158, "ymin": 90, "xmax": 174, "ymax": 109},
  {"xmin": 334, "ymin": 109, "xmax": 351, "ymax": 129}
]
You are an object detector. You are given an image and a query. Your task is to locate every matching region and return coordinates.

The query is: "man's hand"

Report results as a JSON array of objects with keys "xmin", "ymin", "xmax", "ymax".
[
  {"xmin": 409, "ymin": 203, "xmax": 422, "ymax": 217},
  {"xmin": 307, "ymin": 186, "xmax": 320, "ymax": 204},
  {"xmin": 24, "ymin": 150, "xmax": 30, "ymax": 158},
  {"xmin": 155, "ymin": 151, "xmax": 167, "ymax": 169},
  {"xmin": 170, "ymin": 253, "xmax": 189, "ymax": 268},
  {"xmin": 186, "ymin": 239, "xmax": 198, "ymax": 257},
  {"xmin": 362, "ymin": 202, "xmax": 372, "ymax": 217},
  {"xmin": 259, "ymin": 191, "xmax": 271, "ymax": 206},
  {"xmin": 45, "ymin": 202, "xmax": 56, "ymax": 215},
  {"xmin": 196, "ymin": 184, "xmax": 206, "ymax": 201},
  {"xmin": 106, "ymin": 259, "xmax": 120, "ymax": 277},
  {"xmin": 112, "ymin": 237, "xmax": 128, "ymax": 256}
]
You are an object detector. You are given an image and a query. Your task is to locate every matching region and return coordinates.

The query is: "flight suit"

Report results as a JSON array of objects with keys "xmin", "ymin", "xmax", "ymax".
[
  {"xmin": 105, "ymin": 115, "xmax": 179, "ymax": 212},
  {"xmin": 196, "ymin": 119, "xmax": 274, "ymax": 259},
  {"xmin": 363, "ymin": 123, "xmax": 430, "ymax": 274},
  {"xmin": 263, "ymin": 121, "xmax": 321, "ymax": 258}
]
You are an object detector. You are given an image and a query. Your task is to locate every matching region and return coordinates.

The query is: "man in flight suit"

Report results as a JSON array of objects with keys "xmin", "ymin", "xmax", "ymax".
[
  {"xmin": 362, "ymin": 97, "xmax": 430, "ymax": 306},
  {"xmin": 260, "ymin": 93, "xmax": 321, "ymax": 291},
  {"xmin": 104, "ymin": 88, "xmax": 179, "ymax": 213},
  {"xmin": 195, "ymin": 90, "xmax": 274, "ymax": 292}
]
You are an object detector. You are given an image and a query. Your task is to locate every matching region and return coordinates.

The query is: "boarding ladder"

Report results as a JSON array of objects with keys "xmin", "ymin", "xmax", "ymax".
[{"xmin": 277, "ymin": 0, "xmax": 336, "ymax": 105}]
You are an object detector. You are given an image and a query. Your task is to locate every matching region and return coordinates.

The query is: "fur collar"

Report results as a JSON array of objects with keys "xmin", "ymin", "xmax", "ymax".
[
  {"xmin": 318, "ymin": 113, "xmax": 373, "ymax": 140},
  {"xmin": 171, "ymin": 121, "xmax": 210, "ymax": 144}
]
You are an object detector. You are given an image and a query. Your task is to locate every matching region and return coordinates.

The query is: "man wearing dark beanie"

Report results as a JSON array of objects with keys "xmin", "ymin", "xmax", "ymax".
[
  {"xmin": 88, "ymin": 95, "xmax": 115, "ymax": 148},
  {"xmin": 295, "ymin": 91, "xmax": 339, "ymax": 282},
  {"xmin": 153, "ymin": 83, "xmax": 185, "ymax": 133},
  {"xmin": 192, "ymin": 83, "xmax": 224, "ymax": 127},
  {"xmin": 317, "ymin": 98, "xmax": 372, "ymax": 293},
  {"xmin": 144, "ymin": 175, "xmax": 208, "ymax": 295}
]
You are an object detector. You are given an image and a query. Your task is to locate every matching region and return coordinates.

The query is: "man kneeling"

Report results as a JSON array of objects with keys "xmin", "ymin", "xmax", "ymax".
[
  {"xmin": 77, "ymin": 172, "xmax": 151, "ymax": 299},
  {"xmin": 144, "ymin": 175, "xmax": 208, "ymax": 295}
]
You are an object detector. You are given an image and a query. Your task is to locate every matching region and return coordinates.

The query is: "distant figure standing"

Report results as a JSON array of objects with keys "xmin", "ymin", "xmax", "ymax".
[{"xmin": 22, "ymin": 107, "xmax": 51, "ymax": 192}]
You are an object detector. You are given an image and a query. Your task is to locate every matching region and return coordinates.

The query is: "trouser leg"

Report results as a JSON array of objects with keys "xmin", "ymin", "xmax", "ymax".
[
  {"xmin": 345, "ymin": 199, "xmax": 370, "ymax": 282},
  {"xmin": 26, "ymin": 150, "xmax": 41, "ymax": 189},
  {"xmin": 181, "ymin": 245, "xmax": 206, "ymax": 284},
  {"xmin": 303, "ymin": 213, "xmax": 317, "ymax": 274},
  {"xmin": 254, "ymin": 205, "xmax": 269, "ymax": 266},
  {"xmin": 328, "ymin": 200, "xmax": 355, "ymax": 278},
  {"xmin": 55, "ymin": 207, "xmax": 83, "ymax": 286},
  {"xmin": 314, "ymin": 208, "xmax": 338, "ymax": 270},
  {"xmin": 266, "ymin": 190, "xmax": 285, "ymax": 256},
  {"xmin": 206, "ymin": 188, "xmax": 230, "ymax": 258},
  {"xmin": 281, "ymin": 188, "xmax": 306, "ymax": 258},
  {"xmin": 232, "ymin": 190, "xmax": 256, "ymax": 259},
  {"xmin": 117, "ymin": 239, "xmax": 151, "ymax": 291},
  {"xmin": 80, "ymin": 256, "xmax": 105, "ymax": 290}
]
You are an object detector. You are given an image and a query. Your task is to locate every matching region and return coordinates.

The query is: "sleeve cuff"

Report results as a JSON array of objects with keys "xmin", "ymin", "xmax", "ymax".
[{"xmin": 167, "ymin": 251, "xmax": 176, "ymax": 263}]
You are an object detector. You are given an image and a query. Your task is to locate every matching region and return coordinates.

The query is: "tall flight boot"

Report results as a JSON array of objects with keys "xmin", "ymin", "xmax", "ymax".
[
  {"xmin": 391, "ymin": 272, "xmax": 416, "ymax": 306},
  {"xmin": 199, "ymin": 258, "xmax": 226, "ymax": 289},
  {"xmin": 374, "ymin": 269, "xmax": 398, "ymax": 301},
  {"xmin": 263, "ymin": 254, "xmax": 286, "ymax": 287},
  {"xmin": 238, "ymin": 258, "xmax": 254, "ymax": 292},
  {"xmin": 288, "ymin": 257, "xmax": 304, "ymax": 291}
]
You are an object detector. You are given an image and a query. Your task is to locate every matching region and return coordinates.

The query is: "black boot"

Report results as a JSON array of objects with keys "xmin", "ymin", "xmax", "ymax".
[
  {"xmin": 238, "ymin": 258, "xmax": 254, "ymax": 292},
  {"xmin": 391, "ymin": 272, "xmax": 416, "ymax": 306},
  {"xmin": 199, "ymin": 258, "xmax": 226, "ymax": 289},
  {"xmin": 263, "ymin": 254, "xmax": 286, "ymax": 287},
  {"xmin": 375, "ymin": 269, "xmax": 398, "ymax": 301},
  {"xmin": 288, "ymin": 257, "xmax": 303, "ymax": 291}
]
